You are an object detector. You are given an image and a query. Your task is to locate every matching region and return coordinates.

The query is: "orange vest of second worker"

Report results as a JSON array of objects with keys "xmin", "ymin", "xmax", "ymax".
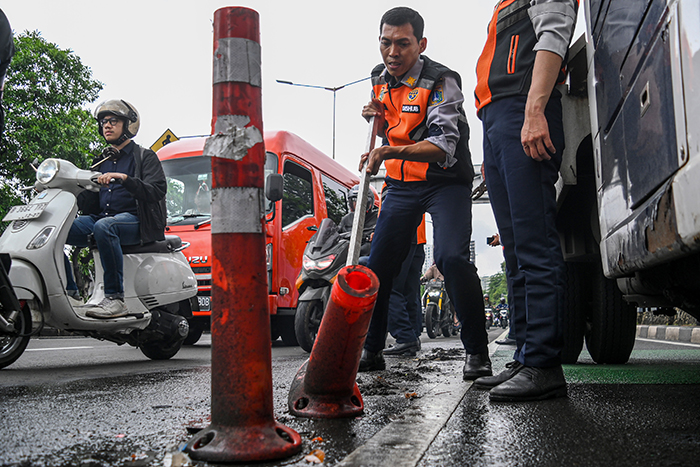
[
  {"xmin": 474, "ymin": 0, "xmax": 579, "ymax": 111},
  {"xmin": 370, "ymin": 55, "xmax": 474, "ymax": 184}
]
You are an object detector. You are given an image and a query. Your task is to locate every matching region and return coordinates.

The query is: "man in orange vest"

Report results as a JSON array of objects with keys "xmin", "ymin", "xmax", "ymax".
[
  {"xmin": 358, "ymin": 7, "xmax": 490, "ymax": 379},
  {"xmin": 473, "ymin": 0, "xmax": 579, "ymax": 401}
]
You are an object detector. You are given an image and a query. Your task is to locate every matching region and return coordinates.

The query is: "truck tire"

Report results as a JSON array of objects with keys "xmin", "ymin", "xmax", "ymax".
[
  {"xmin": 279, "ymin": 315, "xmax": 299, "ymax": 347},
  {"xmin": 562, "ymin": 261, "xmax": 586, "ymax": 364},
  {"xmin": 585, "ymin": 264, "xmax": 637, "ymax": 364}
]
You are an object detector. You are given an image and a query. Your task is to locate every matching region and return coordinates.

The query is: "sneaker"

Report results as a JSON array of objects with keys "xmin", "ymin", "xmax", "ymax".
[
  {"xmin": 84, "ymin": 297, "xmax": 128, "ymax": 319},
  {"xmin": 495, "ymin": 337, "xmax": 517, "ymax": 346}
]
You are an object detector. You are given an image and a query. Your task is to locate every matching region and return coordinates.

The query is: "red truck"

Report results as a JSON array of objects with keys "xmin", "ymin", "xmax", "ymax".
[{"xmin": 157, "ymin": 131, "xmax": 360, "ymax": 344}]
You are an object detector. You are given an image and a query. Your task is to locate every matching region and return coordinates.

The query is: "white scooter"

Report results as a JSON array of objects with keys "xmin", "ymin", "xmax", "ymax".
[{"xmin": 0, "ymin": 158, "xmax": 198, "ymax": 369}]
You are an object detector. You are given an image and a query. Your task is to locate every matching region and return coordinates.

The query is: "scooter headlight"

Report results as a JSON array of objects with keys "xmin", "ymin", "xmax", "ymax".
[
  {"xmin": 27, "ymin": 226, "xmax": 56, "ymax": 250},
  {"xmin": 303, "ymin": 254, "xmax": 336, "ymax": 271},
  {"xmin": 36, "ymin": 159, "xmax": 60, "ymax": 185}
]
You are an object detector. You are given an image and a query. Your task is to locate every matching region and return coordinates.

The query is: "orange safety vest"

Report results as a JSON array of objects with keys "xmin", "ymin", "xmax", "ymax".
[
  {"xmin": 371, "ymin": 55, "xmax": 474, "ymax": 185},
  {"xmin": 475, "ymin": 0, "xmax": 574, "ymax": 112}
]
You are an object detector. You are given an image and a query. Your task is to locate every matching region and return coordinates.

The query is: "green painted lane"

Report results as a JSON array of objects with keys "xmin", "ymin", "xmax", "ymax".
[{"xmin": 492, "ymin": 346, "xmax": 700, "ymax": 385}]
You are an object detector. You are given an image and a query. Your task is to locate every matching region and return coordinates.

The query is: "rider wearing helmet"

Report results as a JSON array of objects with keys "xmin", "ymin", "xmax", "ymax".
[
  {"xmin": 63, "ymin": 99, "xmax": 167, "ymax": 319},
  {"xmin": 338, "ymin": 185, "xmax": 378, "ymax": 256}
]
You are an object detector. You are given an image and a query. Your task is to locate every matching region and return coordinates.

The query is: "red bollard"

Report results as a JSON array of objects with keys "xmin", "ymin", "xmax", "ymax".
[
  {"xmin": 289, "ymin": 264, "xmax": 379, "ymax": 418},
  {"xmin": 184, "ymin": 7, "xmax": 301, "ymax": 462}
]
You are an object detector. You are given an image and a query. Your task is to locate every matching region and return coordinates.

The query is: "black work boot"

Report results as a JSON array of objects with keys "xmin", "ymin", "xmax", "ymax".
[
  {"xmin": 489, "ymin": 365, "xmax": 567, "ymax": 402},
  {"xmin": 383, "ymin": 340, "xmax": 420, "ymax": 357},
  {"xmin": 462, "ymin": 352, "xmax": 492, "ymax": 380},
  {"xmin": 473, "ymin": 360, "xmax": 524, "ymax": 389},
  {"xmin": 358, "ymin": 349, "xmax": 386, "ymax": 372}
]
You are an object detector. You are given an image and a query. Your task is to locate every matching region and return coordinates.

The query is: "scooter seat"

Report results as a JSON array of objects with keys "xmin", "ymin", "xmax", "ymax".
[{"xmin": 121, "ymin": 235, "xmax": 183, "ymax": 254}]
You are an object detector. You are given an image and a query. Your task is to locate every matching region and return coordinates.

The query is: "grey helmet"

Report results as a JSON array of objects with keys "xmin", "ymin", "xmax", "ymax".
[
  {"xmin": 94, "ymin": 99, "xmax": 140, "ymax": 145},
  {"xmin": 348, "ymin": 184, "xmax": 376, "ymax": 213}
]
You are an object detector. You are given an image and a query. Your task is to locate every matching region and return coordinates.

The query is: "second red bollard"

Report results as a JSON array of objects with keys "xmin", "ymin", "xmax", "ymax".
[{"xmin": 288, "ymin": 264, "xmax": 379, "ymax": 418}]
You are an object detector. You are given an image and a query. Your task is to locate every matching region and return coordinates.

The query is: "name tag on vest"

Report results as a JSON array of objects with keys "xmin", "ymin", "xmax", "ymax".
[{"xmin": 402, "ymin": 104, "xmax": 421, "ymax": 113}]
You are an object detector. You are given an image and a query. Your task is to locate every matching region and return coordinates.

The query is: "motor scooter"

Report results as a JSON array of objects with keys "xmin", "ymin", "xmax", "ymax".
[
  {"xmin": 0, "ymin": 158, "xmax": 198, "ymax": 369},
  {"xmin": 293, "ymin": 217, "xmax": 374, "ymax": 352},
  {"xmin": 498, "ymin": 308, "xmax": 509, "ymax": 329},
  {"xmin": 484, "ymin": 307, "xmax": 494, "ymax": 330}
]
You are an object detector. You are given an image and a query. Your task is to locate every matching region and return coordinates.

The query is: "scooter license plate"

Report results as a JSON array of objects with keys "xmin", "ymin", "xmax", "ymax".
[
  {"xmin": 3, "ymin": 203, "xmax": 48, "ymax": 222},
  {"xmin": 197, "ymin": 296, "xmax": 211, "ymax": 311}
]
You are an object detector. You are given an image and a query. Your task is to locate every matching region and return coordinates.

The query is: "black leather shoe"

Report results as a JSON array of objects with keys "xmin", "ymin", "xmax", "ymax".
[
  {"xmin": 358, "ymin": 349, "xmax": 385, "ymax": 372},
  {"xmin": 462, "ymin": 352, "xmax": 492, "ymax": 380},
  {"xmin": 383, "ymin": 340, "xmax": 420, "ymax": 356},
  {"xmin": 473, "ymin": 360, "xmax": 524, "ymax": 389},
  {"xmin": 495, "ymin": 337, "xmax": 517, "ymax": 346},
  {"xmin": 489, "ymin": 365, "xmax": 567, "ymax": 402}
]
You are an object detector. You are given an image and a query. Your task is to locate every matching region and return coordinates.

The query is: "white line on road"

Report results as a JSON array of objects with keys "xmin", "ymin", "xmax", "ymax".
[
  {"xmin": 26, "ymin": 346, "xmax": 94, "ymax": 352},
  {"xmin": 637, "ymin": 338, "xmax": 700, "ymax": 348}
]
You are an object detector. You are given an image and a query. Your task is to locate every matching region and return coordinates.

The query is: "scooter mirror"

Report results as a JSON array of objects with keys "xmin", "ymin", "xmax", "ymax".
[{"xmin": 265, "ymin": 173, "xmax": 283, "ymax": 202}]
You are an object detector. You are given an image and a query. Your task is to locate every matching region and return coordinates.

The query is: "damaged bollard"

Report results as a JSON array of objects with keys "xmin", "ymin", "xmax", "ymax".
[
  {"xmin": 184, "ymin": 7, "xmax": 301, "ymax": 463},
  {"xmin": 289, "ymin": 264, "xmax": 379, "ymax": 418}
]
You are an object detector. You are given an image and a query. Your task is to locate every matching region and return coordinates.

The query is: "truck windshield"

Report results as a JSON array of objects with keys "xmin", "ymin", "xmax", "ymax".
[{"xmin": 162, "ymin": 152, "xmax": 279, "ymax": 226}]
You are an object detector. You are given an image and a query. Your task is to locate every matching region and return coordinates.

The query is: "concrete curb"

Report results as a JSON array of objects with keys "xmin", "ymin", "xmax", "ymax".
[{"xmin": 637, "ymin": 325, "xmax": 700, "ymax": 344}]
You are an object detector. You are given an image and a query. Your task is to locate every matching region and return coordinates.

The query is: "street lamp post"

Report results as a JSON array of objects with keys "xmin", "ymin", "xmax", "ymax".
[{"xmin": 276, "ymin": 77, "xmax": 370, "ymax": 159}]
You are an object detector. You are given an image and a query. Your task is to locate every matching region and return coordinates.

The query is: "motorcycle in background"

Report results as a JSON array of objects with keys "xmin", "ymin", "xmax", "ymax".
[
  {"xmin": 485, "ymin": 307, "xmax": 494, "ymax": 330},
  {"xmin": 0, "ymin": 158, "xmax": 197, "ymax": 369},
  {"xmin": 422, "ymin": 279, "xmax": 454, "ymax": 339}
]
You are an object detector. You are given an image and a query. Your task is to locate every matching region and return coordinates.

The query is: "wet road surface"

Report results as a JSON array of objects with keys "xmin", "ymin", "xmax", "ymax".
[{"xmin": 1, "ymin": 328, "xmax": 698, "ymax": 466}]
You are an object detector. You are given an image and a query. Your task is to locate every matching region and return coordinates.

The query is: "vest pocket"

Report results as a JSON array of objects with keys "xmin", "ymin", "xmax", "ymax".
[{"xmin": 507, "ymin": 34, "xmax": 519, "ymax": 74}]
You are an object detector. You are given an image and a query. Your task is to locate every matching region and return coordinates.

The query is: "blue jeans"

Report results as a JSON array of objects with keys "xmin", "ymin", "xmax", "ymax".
[
  {"xmin": 481, "ymin": 96, "xmax": 565, "ymax": 367},
  {"xmin": 64, "ymin": 213, "xmax": 141, "ymax": 299},
  {"xmin": 365, "ymin": 180, "xmax": 487, "ymax": 355}
]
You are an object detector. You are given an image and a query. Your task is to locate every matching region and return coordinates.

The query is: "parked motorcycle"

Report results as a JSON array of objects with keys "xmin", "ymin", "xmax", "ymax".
[
  {"xmin": 0, "ymin": 158, "xmax": 198, "ymax": 369},
  {"xmin": 422, "ymin": 279, "xmax": 454, "ymax": 339}
]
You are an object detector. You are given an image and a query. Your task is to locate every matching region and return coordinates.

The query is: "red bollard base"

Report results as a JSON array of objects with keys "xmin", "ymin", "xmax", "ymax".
[
  {"xmin": 184, "ymin": 421, "xmax": 302, "ymax": 463},
  {"xmin": 288, "ymin": 265, "xmax": 379, "ymax": 419},
  {"xmin": 288, "ymin": 359, "xmax": 364, "ymax": 419}
]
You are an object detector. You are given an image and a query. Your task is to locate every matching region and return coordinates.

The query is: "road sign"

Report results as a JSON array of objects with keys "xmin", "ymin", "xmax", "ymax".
[{"xmin": 151, "ymin": 129, "xmax": 179, "ymax": 152}]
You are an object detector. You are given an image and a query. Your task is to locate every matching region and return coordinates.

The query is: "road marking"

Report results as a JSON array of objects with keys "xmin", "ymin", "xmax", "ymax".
[
  {"xmin": 26, "ymin": 346, "xmax": 94, "ymax": 352},
  {"xmin": 636, "ymin": 338, "xmax": 700, "ymax": 348}
]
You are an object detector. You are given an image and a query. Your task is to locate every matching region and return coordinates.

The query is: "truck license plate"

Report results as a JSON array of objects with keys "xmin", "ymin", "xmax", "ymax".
[{"xmin": 197, "ymin": 296, "xmax": 211, "ymax": 311}]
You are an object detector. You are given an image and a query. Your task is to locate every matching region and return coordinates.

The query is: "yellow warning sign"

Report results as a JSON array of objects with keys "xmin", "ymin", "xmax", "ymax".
[{"xmin": 151, "ymin": 129, "xmax": 179, "ymax": 152}]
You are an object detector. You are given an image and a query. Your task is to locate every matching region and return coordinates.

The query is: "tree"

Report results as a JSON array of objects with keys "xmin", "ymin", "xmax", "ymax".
[
  {"xmin": 487, "ymin": 261, "xmax": 508, "ymax": 303},
  {"xmin": 0, "ymin": 30, "xmax": 104, "ymax": 225}
]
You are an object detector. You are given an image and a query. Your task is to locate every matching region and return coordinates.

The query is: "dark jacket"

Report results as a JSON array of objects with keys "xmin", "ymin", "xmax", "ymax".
[{"xmin": 79, "ymin": 142, "xmax": 167, "ymax": 244}]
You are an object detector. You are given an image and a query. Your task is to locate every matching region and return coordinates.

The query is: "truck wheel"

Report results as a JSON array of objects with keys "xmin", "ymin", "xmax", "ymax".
[
  {"xmin": 425, "ymin": 303, "xmax": 440, "ymax": 339},
  {"xmin": 294, "ymin": 300, "xmax": 323, "ymax": 352},
  {"xmin": 585, "ymin": 264, "xmax": 637, "ymax": 364},
  {"xmin": 279, "ymin": 315, "xmax": 299, "ymax": 347},
  {"xmin": 562, "ymin": 261, "xmax": 586, "ymax": 364},
  {"xmin": 0, "ymin": 304, "xmax": 31, "ymax": 369}
]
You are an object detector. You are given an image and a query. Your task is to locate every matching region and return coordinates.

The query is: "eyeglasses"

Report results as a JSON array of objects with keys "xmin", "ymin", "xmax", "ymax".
[{"xmin": 99, "ymin": 117, "xmax": 121, "ymax": 127}]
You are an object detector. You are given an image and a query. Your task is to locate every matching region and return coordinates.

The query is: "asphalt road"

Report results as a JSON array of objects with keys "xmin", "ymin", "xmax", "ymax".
[{"xmin": 1, "ymin": 327, "xmax": 698, "ymax": 467}]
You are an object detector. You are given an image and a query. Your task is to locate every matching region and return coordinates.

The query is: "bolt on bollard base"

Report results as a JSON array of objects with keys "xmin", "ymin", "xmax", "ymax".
[{"xmin": 289, "ymin": 264, "xmax": 379, "ymax": 418}]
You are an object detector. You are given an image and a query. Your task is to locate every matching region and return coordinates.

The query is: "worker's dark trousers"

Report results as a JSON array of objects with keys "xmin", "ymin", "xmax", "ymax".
[
  {"xmin": 387, "ymin": 241, "xmax": 425, "ymax": 344},
  {"xmin": 365, "ymin": 179, "xmax": 488, "ymax": 355},
  {"xmin": 481, "ymin": 95, "xmax": 566, "ymax": 368}
]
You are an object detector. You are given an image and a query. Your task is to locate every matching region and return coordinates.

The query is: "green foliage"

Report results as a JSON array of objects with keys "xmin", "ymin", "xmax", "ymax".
[
  {"xmin": 487, "ymin": 261, "xmax": 508, "ymax": 303},
  {"xmin": 0, "ymin": 30, "xmax": 103, "ymax": 203}
]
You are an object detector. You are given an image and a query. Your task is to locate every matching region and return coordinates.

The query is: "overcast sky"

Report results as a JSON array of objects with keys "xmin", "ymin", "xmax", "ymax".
[{"xmin": 4, "ymin": 1, "xmax": 582, "ymax": 278}]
